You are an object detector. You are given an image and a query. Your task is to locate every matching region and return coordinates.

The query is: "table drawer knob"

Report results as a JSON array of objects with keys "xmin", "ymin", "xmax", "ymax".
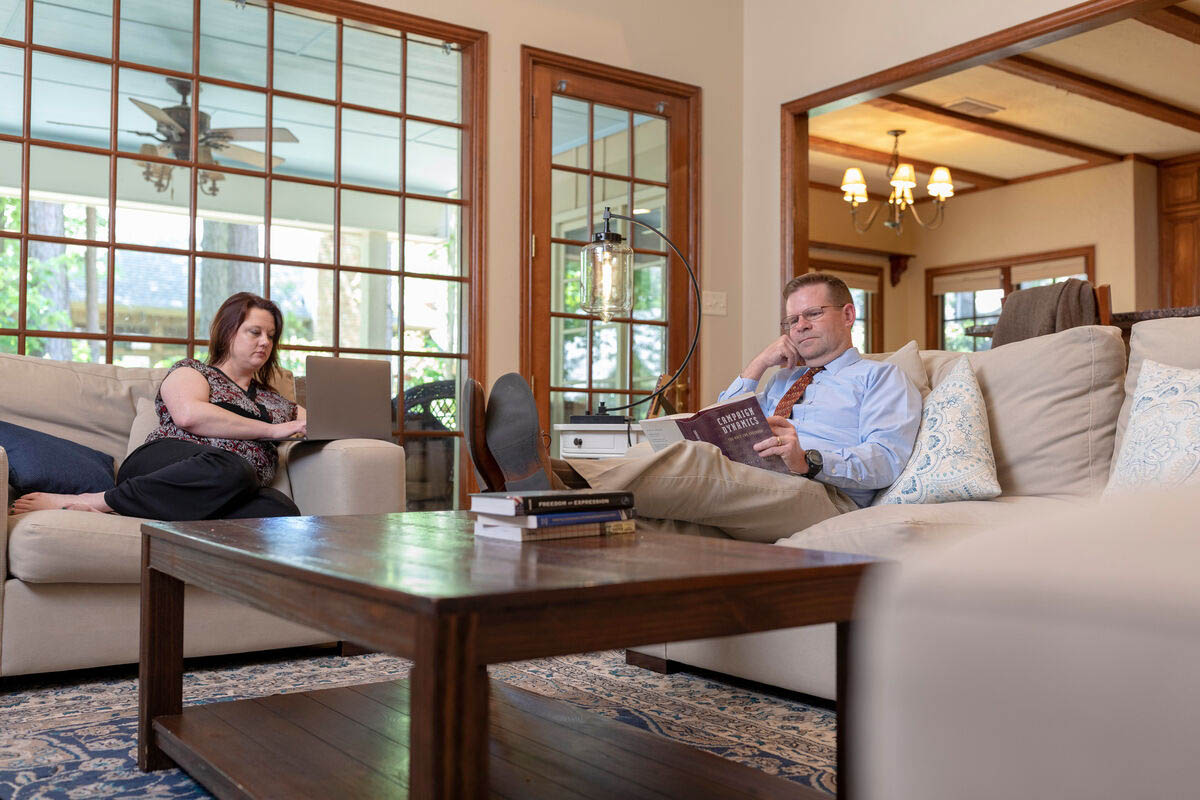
[{"xmin": 573, "ymin": 437, "xmax": 583, "ymax": 447}]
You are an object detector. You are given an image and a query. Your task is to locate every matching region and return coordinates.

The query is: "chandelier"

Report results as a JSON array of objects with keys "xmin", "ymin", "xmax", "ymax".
[{"xmin": 840, "ymin": 130, "xmax": 954, "ymax": 235}]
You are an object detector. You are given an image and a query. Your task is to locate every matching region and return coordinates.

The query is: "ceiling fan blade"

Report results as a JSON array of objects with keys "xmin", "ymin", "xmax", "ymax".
[
  {"xmin": 46, "ymin": 120, "xmax": 109, "ymax": 131},
  {"xmin": 217, "ymin": 143, "xmax": 285, "ymax": 169},
  {"xmin": 130, "ymin": 97, "xmax": 185, "ymax": 134},
  {"xmin": 209, "ymin": 126, "xmax": 299, "ymax": 143}
]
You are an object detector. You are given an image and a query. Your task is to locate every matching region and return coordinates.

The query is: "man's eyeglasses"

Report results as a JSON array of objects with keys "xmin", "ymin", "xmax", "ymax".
[{"xmin": 780, "ymin": 305, "xmax": 842, "ymax": 332}]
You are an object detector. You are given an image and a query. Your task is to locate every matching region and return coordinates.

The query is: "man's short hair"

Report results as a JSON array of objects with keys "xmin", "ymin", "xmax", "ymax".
[{"xmin": 783, "ymin": 272, "xmax": 853, "ymax": 308}]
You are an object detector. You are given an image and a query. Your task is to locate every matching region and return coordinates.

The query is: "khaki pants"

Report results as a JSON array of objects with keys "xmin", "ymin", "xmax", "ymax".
[{"xmin": 567, "ymin": 440, "xmax": 856, "ymax": 543}]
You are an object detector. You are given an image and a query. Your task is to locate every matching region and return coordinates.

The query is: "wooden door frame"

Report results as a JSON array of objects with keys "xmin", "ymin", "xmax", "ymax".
[
  {"xmin": 519, "ymin": 46, "xmax": 701, "ymax": 421},
  {"xmin": 780, "ymin": 0, "xmax": 1177, "ymax": 292}
]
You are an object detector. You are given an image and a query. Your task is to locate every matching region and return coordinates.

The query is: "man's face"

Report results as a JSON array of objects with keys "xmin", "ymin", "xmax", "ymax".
[{"xmin": 783, "ymin": 284, "xmax": 856, "ymax": 367}]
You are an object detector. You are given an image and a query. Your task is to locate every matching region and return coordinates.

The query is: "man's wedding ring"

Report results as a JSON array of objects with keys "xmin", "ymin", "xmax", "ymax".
[{"xmin": 775, "ymin": 436, "xmax": 782, "ymax": 447}]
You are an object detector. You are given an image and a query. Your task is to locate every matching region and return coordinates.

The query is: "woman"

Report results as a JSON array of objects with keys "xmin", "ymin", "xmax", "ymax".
[{"xmin": 12, "ymin": 293, "xmax": 307, "ymax": 520}]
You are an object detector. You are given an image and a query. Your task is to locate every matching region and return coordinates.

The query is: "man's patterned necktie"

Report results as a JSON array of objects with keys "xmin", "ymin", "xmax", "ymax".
[{"xmin": 771, "ymin": 366, "xmax": 824, "ymax": 418}]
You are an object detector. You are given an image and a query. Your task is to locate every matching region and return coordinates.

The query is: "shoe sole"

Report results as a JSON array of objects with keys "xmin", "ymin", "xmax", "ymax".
[{"xmin": 485, "ymin": 373, "xmax": 550, "ymax": 491}]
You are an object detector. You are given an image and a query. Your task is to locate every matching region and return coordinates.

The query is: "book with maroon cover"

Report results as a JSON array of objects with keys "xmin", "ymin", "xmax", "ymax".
[{"xmin": 638, "ymin": 393, "xmax": 790, "ymax": 474}]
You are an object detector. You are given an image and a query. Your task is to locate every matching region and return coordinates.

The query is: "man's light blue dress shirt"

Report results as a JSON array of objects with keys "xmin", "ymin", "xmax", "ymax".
[{"xmin": 718, "ymin": 347, "xmax": 920, "ymax": 508}]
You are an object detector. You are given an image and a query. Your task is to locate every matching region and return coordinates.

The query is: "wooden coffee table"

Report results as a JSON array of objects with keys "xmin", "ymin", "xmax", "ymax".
[{"xmin": 138, "ymin": 511, "xmax": 875, "ymax": 799}]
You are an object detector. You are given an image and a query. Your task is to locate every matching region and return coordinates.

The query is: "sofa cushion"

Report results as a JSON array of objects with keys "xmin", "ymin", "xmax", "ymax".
[
  {"xmin": 1114, "ymin": 316, "xmax": 1200, "ymax": 465},
  {"xmin": 776, "ymin": 495, "xmax": 1081, "ymax": 559},
  {"xmin": 127, "ymin": 396, "xmax": 158, "ymax": 457},
  {"xmin": 1105, "ymin": 359, "xmax": 1200, "ymax": 495},
  {"xmin": 8, "ymin": 509, "xmax": 145, "ymax": 583},
  {"xmin": 1, "ymin": 420, "xmax": 115, "ymax": 496},
  {"xmin": 874, "ymin": 358, "xmax": 1000, "ymax": 506},
  {"xmin": 919, "ymin": 325, "xmax": 1125, "ymax": 499}
]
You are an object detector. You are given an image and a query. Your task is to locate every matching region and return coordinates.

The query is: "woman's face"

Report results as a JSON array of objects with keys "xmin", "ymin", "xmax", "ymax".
[{"xmin": 228, "ymin": 307, "xmax": 277, "ymax": 371}]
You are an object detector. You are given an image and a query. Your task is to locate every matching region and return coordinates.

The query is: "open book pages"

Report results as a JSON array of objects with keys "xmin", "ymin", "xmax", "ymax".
[{"xmin": 639, "ymin": 393, "xmax": 790, "ymax": 474}]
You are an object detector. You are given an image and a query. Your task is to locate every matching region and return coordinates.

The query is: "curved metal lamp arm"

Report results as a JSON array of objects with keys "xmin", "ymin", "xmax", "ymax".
[
  {"xmin": 849, "ymin": 202, "xmax": 885, "ymax": 234},
  {"xmin": 596, "ymin": 209, "xmax": 701, "ymax": 416},
  {"xmin": 906, "ymin": 199, "xmax": 946, "ymax": 230}
]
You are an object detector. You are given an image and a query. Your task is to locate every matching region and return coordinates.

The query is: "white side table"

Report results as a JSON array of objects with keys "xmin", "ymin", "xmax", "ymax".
[{"xmin": 554, "ymin": 423, "xmax": 647, "ymax": 459}]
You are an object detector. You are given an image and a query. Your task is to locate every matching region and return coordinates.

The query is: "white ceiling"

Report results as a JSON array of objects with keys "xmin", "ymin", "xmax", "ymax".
[{"xmin": 811, "ymin": 4, "xmax": 1200, "ymax": 193}]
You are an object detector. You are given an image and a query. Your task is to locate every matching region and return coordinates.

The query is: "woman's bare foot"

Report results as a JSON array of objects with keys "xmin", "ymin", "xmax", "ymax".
[{"xmin": 10, "ymin": 491, "xmax": 112, "ymax": 514}]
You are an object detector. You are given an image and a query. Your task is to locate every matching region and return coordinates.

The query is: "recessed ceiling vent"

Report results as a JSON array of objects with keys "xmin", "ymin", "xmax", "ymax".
[{"xmin": 943, "ymin": 97, "xmax": 1005, "ymax": 116}]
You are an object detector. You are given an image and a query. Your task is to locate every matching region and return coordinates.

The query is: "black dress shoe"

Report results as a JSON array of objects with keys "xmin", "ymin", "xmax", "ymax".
[
  {"xmin": 484, "ymin": 373, "xmax": 552, "ymax": 491},
  {"xmin": 463, "ymin": 377, "xmax": 506, "ymax": 492}
]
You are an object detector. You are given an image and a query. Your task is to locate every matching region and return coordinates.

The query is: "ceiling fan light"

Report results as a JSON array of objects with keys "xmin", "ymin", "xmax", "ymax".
[
  {"xmin": 927, "ymin": 166, "xmax": 954, "ymax": 198},
  {"xmin": 841, "ymin": 167, "xmax": 867, "ymax": 202},
  {"xmin": 890, "ymin": 162, "xmax": 917, "ymax": 190}
]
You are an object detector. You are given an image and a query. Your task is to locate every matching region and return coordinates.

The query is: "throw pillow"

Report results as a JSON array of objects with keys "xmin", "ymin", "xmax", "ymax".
[
  {"xmin": 863, "ymin": 340, "xmax": 932, "ymax": 399},
  {"xmin": 1104, "ymin": 359, "xmax": 1200, "ymax": 495},
  {"xmin": 0, "ymin": 420, "xmax": 115, "ymax": 496},
  {"xmin": 128, "ymin": 396, "xmax": 159, "ymax": 456},
  {"xmin": 873, "ymin": 357, "xmax": 1002, "ymax": 505}
]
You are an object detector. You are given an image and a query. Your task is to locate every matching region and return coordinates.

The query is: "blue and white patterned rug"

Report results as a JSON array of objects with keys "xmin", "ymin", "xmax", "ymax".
[{"xmin": 0, "ymin": 649, "xmax": 836, "ymax": 797}]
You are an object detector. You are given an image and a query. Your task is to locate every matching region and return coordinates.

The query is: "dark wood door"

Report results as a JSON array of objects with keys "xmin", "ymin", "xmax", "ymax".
[{"xmin": 1160, "ymin": 156, "xmax": 1200, "ymax": 307}]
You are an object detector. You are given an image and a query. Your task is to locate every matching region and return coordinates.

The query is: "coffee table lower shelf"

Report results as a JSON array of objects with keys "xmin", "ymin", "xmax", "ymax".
[{"xmin": 152, "ymin": 676, "xmax": 824, "ymax": 800}]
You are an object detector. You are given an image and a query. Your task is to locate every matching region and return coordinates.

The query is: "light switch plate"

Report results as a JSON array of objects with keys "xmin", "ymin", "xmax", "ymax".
[{"xmin": 701, "ymin": 290, "xmax": 727, "ymax": 316}]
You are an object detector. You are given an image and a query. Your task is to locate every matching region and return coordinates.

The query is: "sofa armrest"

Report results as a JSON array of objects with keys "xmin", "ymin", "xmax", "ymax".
[
  {"xmin": 284, "ymin": 439, "xmax": 405, "ymax": 515},
  {"xmin": 1, "ymin": 444, "xmax": 8, "ymax": 576}
]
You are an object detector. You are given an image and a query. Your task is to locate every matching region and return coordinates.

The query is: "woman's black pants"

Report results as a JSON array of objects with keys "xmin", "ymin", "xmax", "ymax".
[{"xmin": 104, "ymin": 439, "xmax": 300, "ymax": 521}]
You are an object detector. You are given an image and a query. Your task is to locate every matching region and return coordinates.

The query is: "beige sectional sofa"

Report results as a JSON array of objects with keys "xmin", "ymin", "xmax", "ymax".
[
  {"xmin": 635, "ymin": 318, "xmax": 1198, "ymax": 700},
  {"xmin": 0, "ymin": 352, "xmax": 406, "ymax": 677}
]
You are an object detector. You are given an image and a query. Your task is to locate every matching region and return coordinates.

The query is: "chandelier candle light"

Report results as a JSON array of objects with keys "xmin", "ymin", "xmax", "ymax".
[
  {"xmin": 840, "ymin": 130, "xmax": 954, "ymax": 235},
  {"xmin": 573, "ymin": 207, "xmax": 700, "ymax": 423}
]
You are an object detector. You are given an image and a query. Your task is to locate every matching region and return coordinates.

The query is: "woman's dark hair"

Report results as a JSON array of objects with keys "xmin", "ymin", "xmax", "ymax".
[{"xmin": 207, "ymin": 292, "xmax": 285, "ymax": 388}]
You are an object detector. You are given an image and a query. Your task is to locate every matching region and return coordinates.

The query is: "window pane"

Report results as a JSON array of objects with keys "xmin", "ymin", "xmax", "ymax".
[
  {"xmin": 271, "ymin": 264, "xmax": 333, "ymax": 346},
  {"xmin": 0, "ymin": 0, "xmax": 24, "ymax": 40},
  {"xmin": 551, "ymin": 168, "xmax": 588, "ymax": 241},
  {"xmin": 26, "ymin": 336, "xmax": 106, "ymax": 362},
  {"xmin": 200, "ymin": 0, "xmax": 267, "ymax": 86},
  {"xmin": 942, "ymin": 319, "xmax": 970, "ymax": 353},
  {"xmin": 406, "ymin": 121, "xmax": 460, "ymax": 198},
  {"xmin": 405, "ymin": 198, "xmax": 459, "ymax": 276},
  {"xmin": 0, "ymin": 238, "xmax": 16, "ymax": 327},
  {"xmin": 31, "ymin": 53, "xmax": 110, "ymax": 146},
  {"xmin": 29, "ymin": 146, "xmax": 109, "ymax": 240},
  {"xmin": 113, "ymin": 250, "xmax": 188, "ymax": 338},
  {"xmin": 975, "ymin": 288, "xmax": 1003, "ymax": 316},
  {"xmin": 199, "ymin": 82, "xmax": 270, "ymax": 172},
  {"xmin": 342, "ymin": 109, "xmax": 400, "ymax": 190},
  {"xmin": 403, "ymin": 276, "xmax": 461, "ymax": 353},
  {"xmin": 339, "ymin": 270, "xmax": 398, "ymax": 350},
  {"xmin": 631, "ymin": 184, "xmax": 667, "ymax": 251},
  {"xmin": 593, "ymin": 104, "xmax": 629, "ymax": 176},
  {"xmin": 0, "ymin": 44, "xmax": 23, "ymax": 136},
  {"xmin": 407, "ymin": 38, "xmax": 460, "ymax": 123},
  {"xmin": 632, "ymin": 324, "xmax": 664, "ymax": 391},
  {"xmin": 633, "ymin": 113, "xmax": 666, "ymax": 183},
  {"xmin": 404, "ymin": 436, "xmax": 459, "ymax": 511},
  {"xmin": 402, "ymin": 354, "xmax": 460, "ymax": 425},
  {"xmin": 273, "ymin": 7, "xmax": 336, "ymax": 100},
  {"xmin": 195, "ymin": 258, "xmax": 263, "ymax": 335},
  {"xmin": 34, "ymin": 0, "xmax": 111, "ymax": 58},
  {"xmin": 270, "ymin": 180, "xmax": 333, "ymax": 263},
  {"xmin": 342, "ymin": 25, "xmax": 402, "ymax": 113},
  {"xmin": 592, "ymin": 177, "xmax": 629, "ymax": 240},
  {"xmin": 633, "ymin": 253, "xmax": 665, "ymax": 321},
  {"xmin": 341, "ymin": 190, "xmax": 399, "ymax": 270},
  {"xmin": 115, "ymin": 158, "xmax": 191, "ymax": 249},
  {"xmin": 852, "ymin": 320, "xmax": 866, "ymax": 352},
  {"xmin": 118, "ymin": 69, "xmax": 192, "ymax": 161},
  {"xmin": 552, "ymin": 317, "xmax": 588, "ymax": 387},
  {"xmin": 550, "ymin": 242, "xmax": 581, "ymax": 314},
  {"xmin": 0, "ymin": 336, "xmax": 13, "ymax": 352},
  {"xmin": 551, "ymin": 95, "xmax": 588, "ymax": 168},
  {"xmin": 272, "ymin": 96, "xmax": 335, "ymax": 181},
  {"xmin": 121, "ymin": 0, "xmax": 193, "ymax": 73},
  {"xmin": 113, "ymin": 340, "xmax": 187, "ymax": 368},
  {"xmin": 1, "ymin": 140, "xmax": 23, "ymax": 231},
  {"xmin": 592, "ymin": 320, "xmax": 628, "ymax": 390},
  {"xmin": 26, "ymin": 243, "xmax": 107, "ymax": 334},
  {"xmin": 197, "ymin": 171, "xmax": 265, "ymax": 256}
]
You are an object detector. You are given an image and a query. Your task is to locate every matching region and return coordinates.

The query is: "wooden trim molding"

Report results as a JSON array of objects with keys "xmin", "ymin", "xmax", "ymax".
[
  {"xmin": 809, "ymin": 136, "xmax": 1007, "ymax": 189},
  {"xmin": 1135, "ymin": 5, "xmax": 1200, "ymax": 45}
]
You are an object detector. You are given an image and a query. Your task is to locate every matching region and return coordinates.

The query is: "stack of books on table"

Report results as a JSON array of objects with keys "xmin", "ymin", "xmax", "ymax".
[{"xmin": 469, "ymin": 489, "xmax": 636, "ymax": 541}]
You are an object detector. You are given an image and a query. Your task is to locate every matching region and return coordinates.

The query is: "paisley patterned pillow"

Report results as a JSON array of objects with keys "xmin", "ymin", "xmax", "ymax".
[
  {"xmin": 873, "ymin": 357, "xmax": 1001, "ymax": 505},
  {"xmin": 1105, "ymin": 359, "xmax": 1200, "ymax": 495}
]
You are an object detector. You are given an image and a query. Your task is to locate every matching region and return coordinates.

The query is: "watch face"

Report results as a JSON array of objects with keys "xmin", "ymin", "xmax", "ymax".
[{"xmin": 806, "ymin": 450, "xmax": 822, "ymax": 476}]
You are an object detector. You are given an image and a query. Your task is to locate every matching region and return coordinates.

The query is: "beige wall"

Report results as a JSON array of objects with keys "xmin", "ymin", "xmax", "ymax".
[
  {"xmin": 742, "ymin": 0, "xmax": 1087, "ymax": 364},
  {"xmin": 366, "ymin": 0, "xmax": 743, "ymax": 402}
]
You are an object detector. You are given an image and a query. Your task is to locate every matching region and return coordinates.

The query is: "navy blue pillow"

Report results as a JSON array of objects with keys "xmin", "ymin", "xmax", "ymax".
[{"xmin": 0, "ymin": 421, "xmax": 115, "ymax": 497}]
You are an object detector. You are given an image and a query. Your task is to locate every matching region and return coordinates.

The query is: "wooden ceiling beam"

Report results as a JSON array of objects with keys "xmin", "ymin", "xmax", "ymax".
[
  {"xmin": 809, "ymin": 135, "xmax": 1008, "ymax": 189},
  {"xmin": 990, "ymin": 54, "xmax": 1200, "ymax": 134},
  {"xmin": 866, "ymin": 93, "xmax": 1122, "ymax": 165},
  {"xmin": 1135, "ymin": 5, "xmax": 1200, "ymax": 46}
]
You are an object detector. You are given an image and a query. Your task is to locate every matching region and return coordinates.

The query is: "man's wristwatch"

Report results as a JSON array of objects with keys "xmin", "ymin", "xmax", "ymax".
[{"xmin": 802, "ymin": 449, "xmax": 823, "ymax": 479}]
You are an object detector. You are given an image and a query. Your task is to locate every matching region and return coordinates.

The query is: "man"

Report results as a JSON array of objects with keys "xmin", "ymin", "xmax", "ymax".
[{"xmin": 481, "ymin": 273, "xmax": 921, "ymax": 542}]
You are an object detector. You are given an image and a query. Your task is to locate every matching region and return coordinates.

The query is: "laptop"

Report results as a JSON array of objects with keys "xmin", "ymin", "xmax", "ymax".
[{"xmin": 262, "ymin": 356, "xmax": 393, "ymax": 442}]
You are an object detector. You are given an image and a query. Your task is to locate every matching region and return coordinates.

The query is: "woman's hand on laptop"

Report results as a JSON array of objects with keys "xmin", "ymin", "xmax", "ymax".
[{"xmin": 270, "ymin": 419, "xmax": 307, "ymax": 440}]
